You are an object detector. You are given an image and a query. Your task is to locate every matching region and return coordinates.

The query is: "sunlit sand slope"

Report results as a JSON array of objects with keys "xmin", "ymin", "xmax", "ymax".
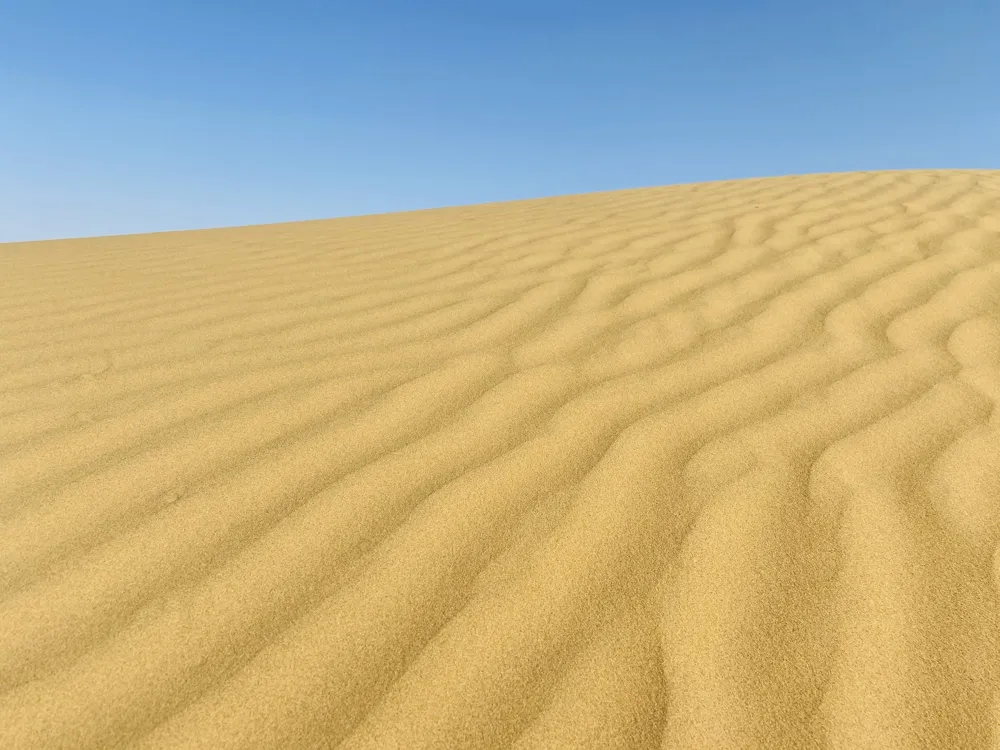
[{"xmin": 2, "ymin": 170, "xmax": 1000, "ymax": 749}]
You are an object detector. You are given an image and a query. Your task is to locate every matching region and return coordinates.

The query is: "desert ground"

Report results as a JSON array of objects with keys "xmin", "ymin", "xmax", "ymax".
[{"xmin": 1, "ymin": 169, "xmax": 1000, "ymax": 749}]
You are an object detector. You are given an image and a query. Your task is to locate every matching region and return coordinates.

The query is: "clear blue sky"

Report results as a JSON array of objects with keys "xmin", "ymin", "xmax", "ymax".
[{"xmin": 2, "ymin": 1, "xmax": 997, "ymax": 242}]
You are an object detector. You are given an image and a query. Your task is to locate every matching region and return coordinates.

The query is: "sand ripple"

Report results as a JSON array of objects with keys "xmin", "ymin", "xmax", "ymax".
[{"xmin": 1, "ymin": 170, "xmax": 999, "ymax": 748}]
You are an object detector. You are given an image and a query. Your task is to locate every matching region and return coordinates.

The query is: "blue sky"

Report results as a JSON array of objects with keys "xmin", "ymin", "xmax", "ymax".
[{"xmin": 1, "ymin": 1, "xmax": 997, "ymax": 242}]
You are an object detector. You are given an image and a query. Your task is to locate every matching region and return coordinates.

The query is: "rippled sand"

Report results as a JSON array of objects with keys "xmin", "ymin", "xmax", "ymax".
[{"xmin": 2, "ymin": 169, "xmax": 1000, "ymax": 749}]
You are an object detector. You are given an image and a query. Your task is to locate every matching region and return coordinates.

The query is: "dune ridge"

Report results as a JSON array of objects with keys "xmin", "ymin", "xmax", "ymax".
[{"xmin": 1, "ymin": 169, "xmax": 1000, "ymax": 748}]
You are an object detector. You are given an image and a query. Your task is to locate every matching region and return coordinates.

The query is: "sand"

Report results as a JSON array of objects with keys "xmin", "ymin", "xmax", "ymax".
[{"xmin": 1, "ymin": 169, "xmax": 1000, "ymax": 749}]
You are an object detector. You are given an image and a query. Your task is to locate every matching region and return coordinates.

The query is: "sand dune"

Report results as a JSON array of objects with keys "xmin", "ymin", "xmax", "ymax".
[{"xmin": 2, "ymin": 169, "xmax": 1000, "ymax": 749}]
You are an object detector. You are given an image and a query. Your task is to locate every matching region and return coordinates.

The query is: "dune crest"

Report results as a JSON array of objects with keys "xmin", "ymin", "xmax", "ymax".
[{"xmin": 1, "ymin": 169, "xmax": 1000, "ymax": 748}]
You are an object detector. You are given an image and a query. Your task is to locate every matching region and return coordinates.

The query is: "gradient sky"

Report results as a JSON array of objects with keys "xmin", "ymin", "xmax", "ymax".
[{"xmin": 2, "ymin": 1, "xmax": 997, "ymax": 242}]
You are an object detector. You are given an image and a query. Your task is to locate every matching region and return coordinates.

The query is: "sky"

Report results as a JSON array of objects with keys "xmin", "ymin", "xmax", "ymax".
[{"xmin": 1, "ymin": 0, "xmax": 998, "ymax": 242}]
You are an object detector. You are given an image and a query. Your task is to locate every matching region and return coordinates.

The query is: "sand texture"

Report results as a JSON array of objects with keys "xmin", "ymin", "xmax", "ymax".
[{"xmin": 2, "ymin": 169, "xmax": 1000, "ymax": 749}]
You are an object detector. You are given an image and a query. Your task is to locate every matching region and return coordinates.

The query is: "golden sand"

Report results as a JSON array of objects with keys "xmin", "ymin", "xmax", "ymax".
[{"xmin": 2, "ymin": 170, "xmax": 1000, "ymax": 748}]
